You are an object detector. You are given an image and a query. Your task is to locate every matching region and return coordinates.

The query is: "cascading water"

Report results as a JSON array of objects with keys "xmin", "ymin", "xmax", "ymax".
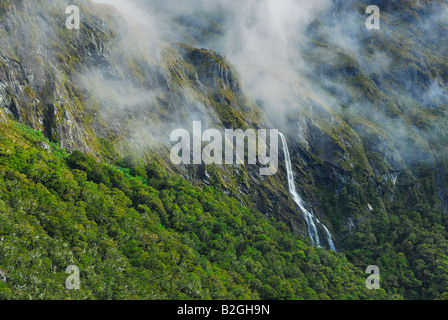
[
  {"xmin": 279, "ymin": 132, "xmax": 337, "ymax": 251},
  {"xmin": 322, "ymin": 224, "xmax": 337, "ymax": 252}
]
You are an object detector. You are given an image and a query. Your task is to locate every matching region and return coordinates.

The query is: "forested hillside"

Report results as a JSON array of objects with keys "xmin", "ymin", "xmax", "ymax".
[
  {"xmin": 0, "ymin": 121, "xmax": 387, "ymax": 300},
  {"xmin": 0, "ymin": 0, "xmax": 448, "ymax": 300}
]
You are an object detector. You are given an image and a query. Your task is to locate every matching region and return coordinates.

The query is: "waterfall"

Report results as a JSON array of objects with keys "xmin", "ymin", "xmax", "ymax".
[
  {"xmin": 322, "ymin": 224, "xmax": 337, "ymax": 252},
  {"xmin": 279, "ymin": 132, "xmax": 336, "ymax": 251}
]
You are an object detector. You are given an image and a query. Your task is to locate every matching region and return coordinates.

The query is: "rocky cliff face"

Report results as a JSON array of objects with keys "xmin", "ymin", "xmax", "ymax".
[
  {"xmin": 0, "ymin": 0, "xmax": 447, "ymax": 252},
  {"xmin": 0, "ymin": 0, "xmax": 307, "ymax": 238}
]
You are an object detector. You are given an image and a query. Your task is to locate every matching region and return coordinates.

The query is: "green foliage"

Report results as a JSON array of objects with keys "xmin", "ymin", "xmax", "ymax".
[
  {"xmin": 0, "ymin": 121, "xmax": 385, "ymax": 300},
  {"xmin": 318, "ymin": 155, "xmax": 448, "ymax": 300}
]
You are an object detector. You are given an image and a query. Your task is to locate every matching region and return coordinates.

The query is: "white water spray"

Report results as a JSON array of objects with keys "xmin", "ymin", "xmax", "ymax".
[
  {"xmin": 279, "ymin": 132, "xmax": 337, "ymax": 251},
  {"xmin": 322, "ymin": 224, "xmax": 337, "ymax": 251}
]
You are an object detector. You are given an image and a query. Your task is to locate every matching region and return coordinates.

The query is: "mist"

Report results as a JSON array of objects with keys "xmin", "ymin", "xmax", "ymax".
[
  {"xmin": 91, "ymin": 0, "xmax": 332, "ymax": 121},
  {"xmin": 86, "ymin": 0, "xmax": 448, "ymax": 170}
]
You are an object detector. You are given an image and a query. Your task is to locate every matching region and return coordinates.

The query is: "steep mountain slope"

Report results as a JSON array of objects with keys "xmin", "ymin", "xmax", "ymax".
[
  {"xmin": 0, "ymin": 119, "xmax": 387, "ymax": 300},
  {"xmin": 0, "ymin": 0, "xmax": 448, "ymax": 300},
  {"xmin": 0, "ymin": 0, "xmax": 311, "ymax": 238}
]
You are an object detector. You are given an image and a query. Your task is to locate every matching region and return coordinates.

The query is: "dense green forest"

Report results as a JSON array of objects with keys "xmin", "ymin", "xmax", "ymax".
[
  {"xmin": 2, "ymin": 117, "xmax": 448, "ymax": 300},
  {"xmin": 320, "ymin": 160, "xmax": 448, "ymax": 300},
  {"xmin": 0, "ymin": 121, "xmax": 388, "ymax": 300},
  {"xmin": 1, "ymin": 0, "xmax": 448, "ymax": 301}
]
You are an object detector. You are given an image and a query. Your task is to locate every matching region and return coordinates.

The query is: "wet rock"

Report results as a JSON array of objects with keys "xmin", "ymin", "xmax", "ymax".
[{"xmin": 39, "ymin": 141, "xmax": 51, "ymax": 153}]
